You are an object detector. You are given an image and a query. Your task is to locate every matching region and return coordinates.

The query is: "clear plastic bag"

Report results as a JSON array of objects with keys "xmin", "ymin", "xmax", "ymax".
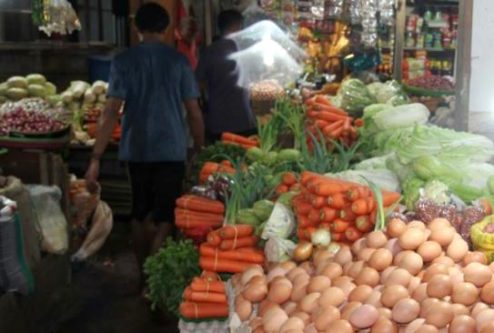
[
  {"xmin": 264, "ymin": 237, "xmax": 296, "ymax": 263},
  {"xmin": 324, "ymin": 0, "xmax": 344, "ymax": 19},
  {"xmin": 261, "ymin": 202, "xmax": 296, "ymax": 240},
  {"xmin": 38, "ymin": 0, "xmax": 81, "ymax": 36}
]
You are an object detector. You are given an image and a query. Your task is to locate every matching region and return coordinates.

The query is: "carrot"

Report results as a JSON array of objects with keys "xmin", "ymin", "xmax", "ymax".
[
  {"xmin": 314, "ymin": 95, "xmax": 332, "ymax": 107},
  {"xmin": 347, "ymin": 186, "xmax": 372, "ymax": 201},
  {"xmin": 354, "ymin": 118, "xmax": 364, "ymax": 128},
  {"xmin": 176, "ymin": 195, "xmax": 225, "ymax": 214},
  {"xmin": 221, "ymin": 132, "xmax": 258, "ymax": 146},
  {"xmin": 220, "ymin": 160, "xmax": 233, "ymax": 168},
  {"xmin": 349, "ymin": 126, "xmax": 358, "ymax": 140},
  {"xmin": 282, "ymin": 172, "xmax": 298, "ymax": 186},
  {"xmin": 313, "ymin": 180, "xmax": 351, "ymax": 196},
  {"xmin": 339, "ymin": 206, "xmax": 357, "ymax": 222},
  {"xmin": 355, "ymin": 215, "xmax": 373, "ymax": 232},
  {"xmin": 313, "ymin": 111, "xmax": 348, "ymax": 122},
  {"xmin": 343, "ymin": 117, "xmax": 351, "ymax": 131},
  {"xmin": 175, "ymin": 217, "xmax": 222, "ymax": 229},
  {"xmin": 331, "ymin": 232, "xmax": 345, "ymax": 242},
  {"xmin": 319, "ymin": 222, "xmax": 331, "ymax": 231},
  {"xmin": 290, "ymin": 183, "xmax": 301, "ymax": 192},
  {"xmin": 351, "ymin": 198, "xmax": 372, "ymax": 215},
  {"xmin": 479, "ymin": 198, "xmax": 493, "ymax": 215},
  {"xmin": 199, "ymin": 257, "xmax": 256, "ymax": 273},
  {"xmin": 381, "ymin": 191, "xmax": 401, "ymax": 206},
  {"xmin": 327, "ymin": 193, "xmax": 346, "ymax": 209},
  {"xmin": 320, "ymin": 207, "xmax": 337, "ymax": 222},
  {"xmin": 300, "ymin": 171, "xmax": 321, "ymax": 186},
  {"xmin": 311, "ymin": 195, "xmax": 327, "ymax": 209},
  {"xmin": 223, "ymin": 140, "xmax": 257, "ymax": 150},
  {"xmin": 175, "ymin": 209, "xmax": 224, "ymax": 222},
  {"xmin": 293, "ymin": 200, "xmax": 312, "ymax": 215},
  {"xmin": 207, "ymin": 231, "xmax": 222, "ymax": 246},
  {"xmin": 200, "ymin": 244, "xmax": 264, "ymax": 264},
  {"xmin": 183, "ymin": 287, "xmax": 227, "ymax": 304},
  {"xmin": 180, "ymin": 302, "xmax": 229, "ymax": 319},
  {"xmin": 190, "ymin": 278, "xmax": 225, "ymax": 294},
  {"xmin": 322, "ymin": 120, "xmax": 344, "ymax": 137},
  {"xmin": 312, "ymin": 102, "xmax": 348, "ymax": 116},
  {"xmin": 276, "ymin": 184, "xmax": 289, "ymax": 195},
  {"xmin": 313, "ymin": 119, "xmax": 330, "ymax": 129},
  {"xmin": 308, "ymin": 209, "xmax": 322, "ymax": 223},
  {"xmin": 219, "ymin": 235, "xmax": 258, "ymax": 250},
  {"xmin": 297, "ymin": 227, "xmax": 316, "ymax": 241},
  {"xmin": 201, "ymin": 162, "xmax": 220, "ymax": 174},
  {"xmin": 331, "ymin": 218, "xmax": 350, "ymax": 233},
  {"xmin": 298, "ymin": 215, "xmax": 313, "ymax": 228},
  {"xmin": 328, "ymin": 124, "xmax": 345, "ymax": 139},
  {"xmin": 218, "ymin": 225, "xmax": 254, "ymax": 239},
  {"xmin": 344, "ymin": 226, "xmax": 362, "ymax": 242}
]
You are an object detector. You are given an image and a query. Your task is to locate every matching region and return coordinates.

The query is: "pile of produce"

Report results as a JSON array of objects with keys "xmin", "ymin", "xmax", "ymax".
[
  {"xmin": 199, "ymin": 161, "xmax": 236, "ymax": 184},
  {"xmin": 221, "ymin": 132, "xmax": 259, "ymax": 150},
  {"xmin": 200, "ymin": 225, "xmax": 265, "ymax": 273},
  {"xmin": 0, "ymin": 74, "xmax": 59, "ymax": 105},
  {"xmin": 250, "ymin": 80, "xmax": 285, "ymax": 102},
  {"xmin": 0, "ymin": 98, "xmax": 68, "ymax": 136},
  {"xmin": 179, "ymin": 272, "xmax": 229, "ymax": 320},
  {"xmin": 232, "ymin": 217, "xmax": 494, "ymax": 332},
  {"xmin": 407, "ymin": 75, "xmax": 454, "ymax": 93},
  {"xmin": 174, "ymin": 195, "xmax": 225, "ymax": 238},
  {"xmin": 61, "ymin": 80, "xmax": 107, "ymax": 115}
]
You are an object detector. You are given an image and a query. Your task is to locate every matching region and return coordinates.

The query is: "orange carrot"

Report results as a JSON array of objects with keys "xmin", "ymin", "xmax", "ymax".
[
  {"xmin": 311, "ymin": 195, "xmax": 327, "ymax": 209},
  {"xmin": 331, "ymin": 232, "xmax": 344, "ymax": 242},
  {"xmin": 314, "ymin": 95, "xmax": 332, "ymax": 107},
  {"xmin": 298, "ymin": 215, "xmax": 313, "ymax": 228},
  {"xmin": 322, "ymin": 120, "xmax": 344, "ymax": 137},
  {"xmin": 347, "ymin": 186, "xmax": 372, "ymax": 201},
  {"xmin": 339, "ymin": 206, "xmax": 357, "ymax": 222},
  {"xmin": 175, "ymin": 208, "xmax": 224, "ymax": 222},
  {"xmin": 175, "ymin": 217, "xmax": 222, "ymax": 229},
  {"xmin": 308, "ymin": 209, "xmax": 321, "ymax": 223},
  {"xmin": 381, "ymin": 191, "xmax": 401, "ymax": 206},
  {"xmin": 343, "ymin": 117, "xmax": 351, "ymax": 131},
  {"xmin": 314, "ymin": 120, "xmax": 330, "ymax": 129},
  {"xmin": 355, "ymin": 215, "xmax": 373, "ymax": 232},
  {"xmin": 327, "ymin": 193, "xmax": 346, "ymax": 209},
  {"xmin": 290, "ymin": 183, "xmax": 301, "ymax": 192},
  {"xmin": 219, "ymin": 235, "xmax": 258, "ymax": 250},
  {"xmin": 180, "ymin": 302, "xmax": 229, "ymax": 319},
  {"xmin": 200, "ymin": 244, "xmax": 264, "ymax": 264},
  {"xmin": 313, "ymin": 111, "xmax": 348, "ymax": 122},
  {"xmin": 293, "ymin": 201, "xmax": 312, "ymax": 215},
  {"xmin": 331, "ymin": 219, "xmax": 350, "ymax": 233},
  {"xmin": 207, "ymin": 231, "xmax": 222, "ymax": 246},
  {"xmin": 176, "ymin": 195, "xmax": 225, "ymax": 214},
  {"xmin": 201, "ymin": 162, "xmax": 220, "ymax": 174},
  {"xmin": 190, "ymin": 278, "xmax": 225, "ymax": 294},
  {"xmin": 218, "ymin": 225, "xmax": 254, "ymax": 239},
  {"xmin": 328, "ymin": 124, "xmax": 345, "ymax": 139},
  {"xmin": 183, "ymin": 287, "xmax": 227, "ymax": 304},
  {"xmin": 354, "ymin": 118, "xmax": 364, "ymax": 127},
  {"xmin": 479, "ymin": 198, "xmax": 493, "ymax": 215},
  {"xmin": 312, "ymin": 103, "xmax": 348, "ymax": 116},
  {"xmin": 297, "ymin": 227, "xmax": 316, "ymax": 241},
  {"xmin": 320, "ymin": 207, "xmax": 337, "ymax": 222},
  {"xmin": 199, "ymin": 257, "xmax": 256, "ymax": 273},
  {"xmin": 276, "ymin": 184, "xmax": 289, "ymax": 195},
  {"xmin": 221, "ymin": 132, "xmax": 258, "ymax": 146},
  {"xmin": 344, "ymin": 226, "xmax": 363, "ymax": 242},
  {"xmin": 300, "ymin": 171, "xmax": 321, "ymax": 186},
  {"xmin": 351, "ymin": 198, "xmax": 372, "ymax": 215},
  {"xmin": 282, "ymin": 172, "xmax": 298, "ymax": 186},
  {"xmin": 223, "ymin": 140, "xmax": 257, "ymax": 150}
]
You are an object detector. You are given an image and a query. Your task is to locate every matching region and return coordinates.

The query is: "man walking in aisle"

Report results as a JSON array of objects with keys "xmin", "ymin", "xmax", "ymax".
[{"xmin": 85, "ymin": 2, "xmax": 204, "ymax": 291}]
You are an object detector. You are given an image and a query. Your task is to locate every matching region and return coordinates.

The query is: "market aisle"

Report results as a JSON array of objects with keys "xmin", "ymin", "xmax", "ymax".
[{"xmin": 56, "ymin": 223, "xmax": 178, "ymax": 333}]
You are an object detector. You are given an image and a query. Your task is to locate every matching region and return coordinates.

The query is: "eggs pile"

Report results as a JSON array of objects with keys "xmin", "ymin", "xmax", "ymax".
[{"xmin": 231, "ymin": 217, "xmax": 494, "ymax": 333}]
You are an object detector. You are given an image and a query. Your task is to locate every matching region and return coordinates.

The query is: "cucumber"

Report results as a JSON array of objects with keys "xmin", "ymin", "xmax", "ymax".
[
  {"xmin": 277, "ymin": 149, "xmax": 301, "ymax": 162},
  {"xmin": 252, "ymin": 200, "xmax": 274, "ymax": 221}
]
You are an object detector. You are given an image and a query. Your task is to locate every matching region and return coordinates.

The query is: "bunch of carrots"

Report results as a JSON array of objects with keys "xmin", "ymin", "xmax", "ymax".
[
  {"xmin": 305, "ymin": 95, "xmax": 362, "ymax": 147},
  {"xmin": 175, "ymin": 195, "xmax": 225, "ymax": 237},
  {"xmin": 200, "ymin": 225, "xmax": 265, "ymax": 273},
  {"xmin": 179, "ymin": 271, "xmax": 229, "ymax": 320},
  {"xmin": 221, "ymin": 132, "xmax": 259, "ymax": 150},
  {"xmin": 199, "ymin": 160, "xmax": 236, "ymax": 184},
  {"xmin": 275, "ymin": 171, "xmax": 300, "ymax": 196},
  {"xmin": 292, "ymin": 171, "xmax": 401, "ymax": 243}
]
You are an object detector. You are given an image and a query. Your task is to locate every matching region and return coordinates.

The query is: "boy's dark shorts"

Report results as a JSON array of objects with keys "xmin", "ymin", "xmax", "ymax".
[{"xmin": 127, "ymin": 161, "xmax": 185, "ymax": 223}]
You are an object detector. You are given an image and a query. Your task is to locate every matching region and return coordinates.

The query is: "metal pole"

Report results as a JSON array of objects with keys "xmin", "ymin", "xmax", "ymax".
[
  {"xmin": 205, "ymin": 0, "xmax": 212, "ymax": 45},
  {"xmin": 393, "ymin": 0, "xmax": 406, "ymax": 81}
]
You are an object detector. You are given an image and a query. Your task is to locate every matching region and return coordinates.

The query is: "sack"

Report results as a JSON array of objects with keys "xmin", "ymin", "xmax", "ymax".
[
  {"xmin": 0, "ymin": 176, "xmax": 41, "ymax": 267},
  {"xmin": 69, "ymin": 179, "xmax": 100, "ymax": 233},
  {"xmin": 27, "ymin": 185, "xmax": 68, "ymax": 254},
  {"xmin": 0, "ymin": 196, "xmax": 35, "ymax": 295}
]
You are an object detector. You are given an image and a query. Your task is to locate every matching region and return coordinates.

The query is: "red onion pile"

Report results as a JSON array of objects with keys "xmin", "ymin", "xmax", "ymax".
[
  {"xmin": 0, "ymin": 107, "xmax": 65, "ymax": 135},
  {"xmin": 408, "ymin": 76, "xmax": 455, "ymax": 92}
]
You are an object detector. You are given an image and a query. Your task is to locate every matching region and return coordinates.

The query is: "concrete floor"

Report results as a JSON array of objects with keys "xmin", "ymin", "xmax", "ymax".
[{"xmin": 56, "ymin": 223, "xmax": 178, "ymax": 333}]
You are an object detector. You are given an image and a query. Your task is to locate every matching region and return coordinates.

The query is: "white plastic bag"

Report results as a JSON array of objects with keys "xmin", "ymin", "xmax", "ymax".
[
  {"xmin": 264, "ymin": 237, "xmax": 296, "ymax": 263},
  {"xmin": 261, "ymin": 202, "xmax": 295, "ymax": 240}
]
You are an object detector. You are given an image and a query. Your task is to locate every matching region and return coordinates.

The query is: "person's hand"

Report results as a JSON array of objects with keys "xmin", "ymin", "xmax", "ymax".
[{"xmin": 85, "ymin": 158, "xmax": 100, "ymax": 194}]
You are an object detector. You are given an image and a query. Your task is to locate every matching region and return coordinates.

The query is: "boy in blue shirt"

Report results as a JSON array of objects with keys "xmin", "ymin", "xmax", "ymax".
[{"xmin": 85, "ymin": 3, "xmax": 204, "ymax": 289}]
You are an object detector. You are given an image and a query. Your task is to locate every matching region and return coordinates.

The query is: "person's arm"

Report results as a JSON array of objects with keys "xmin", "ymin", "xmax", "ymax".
[
  {"xmin": 184, "ymin": 98, "xmax": 205, "ymax": 151},
  {"xmin": 85, "ymin": 97, "xmax": 124, "ymax": 192}
]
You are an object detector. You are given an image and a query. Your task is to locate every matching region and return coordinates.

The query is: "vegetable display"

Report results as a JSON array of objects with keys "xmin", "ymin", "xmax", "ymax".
[{"xmin": 0, "ymin": 74, "xmax": 59, "ymax": 105}]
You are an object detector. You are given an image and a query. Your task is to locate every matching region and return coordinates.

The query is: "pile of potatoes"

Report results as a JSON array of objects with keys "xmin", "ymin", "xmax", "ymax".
[{"xmin": 231, "ymin": 217, "xmax": 494, "ymax": 333}]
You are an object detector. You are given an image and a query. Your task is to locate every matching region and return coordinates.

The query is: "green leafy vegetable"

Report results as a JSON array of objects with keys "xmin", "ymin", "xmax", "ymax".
[{"xmin": 338, "ymin": 79, "xmax": 377, "ymax": 115}]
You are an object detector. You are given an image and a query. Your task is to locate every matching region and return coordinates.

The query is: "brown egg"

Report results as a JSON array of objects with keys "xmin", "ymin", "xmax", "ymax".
[
  {"xmin": 480, "ymin": 322, "xmax": 494, "ymax": 333},
  {"xmin": 259, "ymin": 300, "xmax": 278, "ymax": 317},
  {"xmin": 307, "ymin": 276, "xmax": 331, "ymax": 293},
  {"xmin": 325, "ymin": 319, "xmax": 353, "ymax": 333},
  {"xmin": 429, "ymin": 226, "xmax": 455, "ymax": 247},
  {"xmin": 447, "ymin": 239, "xmax": 469, "ymax": 262},
  {"xmin": 333, "ymin": 280, "xmax": 356, "ymax": 298},
  {"xmin": 412, "ymin": 283, "xmax": 428, "ymax": 302},
  {"xmin": 350, "ymin": 304, "xmax": 379, "ymax": 329},
  {"xmin": 320, "ymin": 262, "xmax": 343, "ymax": 280},
  {"xmin": 343, "ymin": 261, "xmax": 353, "ymax": 276},
  {"xmin": 417, "ymin": 241, "xmax": 442, "ymax": 262},
  {"xmin": 347, "ymin": 261, "xmax": 365, "ymax": 279},
  {"xmin": 425, "ymin": 301, "xmax": 453, "ymax": 328},
  {"xmin": 313, "ymin": 250, "xmax": 334, "ymax": 269},
  {"xmin": 290, "ymin": 281, "xmax": 308, "ymax": 302},
  {"xmin": 463, "ymin": 262, "xmax": 492, "ymax": 287},
  {"xmin": 428, "ymin": 218, "xmax": 452, "ymax": 231},
  {"xmin": 420, "ymin": 298, "xmax": 440, "ymax": 318},
  {"xmin": 449, "ymin": 314, "xmax": 476, "ymax": 333},
  {"xmin": 450, "ymin": 303, "xmax": 469, "ymax": 316},
  {"xmin": 378, "ymin": 307, "xmax": 392, "ymax": 319},
  {"xmin": 356, "ymin": 267, "xmax": 380, "ymax": 287},
  {"xmin": 394, "ymin": 251, "xmax": 407, "ymax": 266},
  {"xmin": 299, "ymin": 292, "xmax": 320, "ymax": 313},
  {"xmin": 267, "ymin": 267, "xmax": 288, "ymax": 283},
  {"xmin": 287, "ymin": 267, "xmax": 307, "ymax": 282},
  {"xmin": 235, "ymin": 295, "xmax": 253, "ymax": 321},
  {"xmin": 451, "ymin": 282, "xmax": 479, "ymax": 306},
  {"xmin": 471, "ymin": 302, "xmax": 489, "ymax": 318},
  {"xmin": 268, "ymin": 278, "xmax": 293, "ymax": 304},
  {"xmin": 385, "ymin": 238, "xmax": 403, "ymax": 256},
  {"xmin": 432, "ymin": 256, "xmax": 455, "ymax": 267},
  {"xmin": 292, "ymin": 273, "xmax": 310, "ymax": 288},
  {"xmin": 399, "ymin": 227, "xmax": 426, "ymax": 250},
  {"xmin": 476, "ymin": 309, "xmax": 494, "ymax": 332},
  {"xmin": 463, "ymin": 251, "xmax": 488, "ymax": 266},
  {"xmin": 291, "ymin": 311, "xmax": 310, "ymax": 325},
  {"xmin": 282, "ymin": 301, "xmax": 298, "ymax": 315},
  {"xmin": 448, "ymin": 266, "xmax": 464, "ymax": 285},
  {"xmin": 370, "ymin": 316, "xmax": 398, "ymax": 333},
  {"xmin": 319, "ymin": 287, "xmax": 346, "ymax": 307},
  {"xmin": 381, "ymin": 285, "xmax": 409, "ymax": 308},
  {"xmin": 262, "ymin": 306, "xmax": 288, "ymax": 332},
  {"xmin": 416, "ymin": 325, "xmax": 439, "ymax": 333},
  {"xmin": 408, "ymin": 276, "xmax": 421, "ymax": 295},
  {"xmin": 358, "ymin": 248, "xmax": 377, "ymax": 262},
  {"xmin": 381, "ymin": 266, "xmax": 397, "ymax": 284},
  {"xmin": 404, "ymin": 318, "xmax": 426, "ymax": 333},
  {"xmin": 365, "ymin": 290, "xmax": 383, "ymax": 308},
  {"xmin": 368, "ymin": 248, "xmax": 393, "ymax": 272},
  {"xmin": 334, "ymin": 246, "xmax": 353, "ymax": 266},
  {"xmin": 392, "ymin": 298, "xmax": 420, "ymax": 324},
  {"xmin": 399, "ymin": 251, "xmax": 424, "ymax": 275},
  {"xmin": 427, "ymin": 274, "xmax": 452, "ymax": 298},
  {"xmin": 351, "ymin": 238, "xmax": 368, "ymax": 256},
  {"xmin": 367, "ymin": 231, "xmax": 388, "ymax": 249},
  {"xmin": 384, "ymin": 268, "xmax": 412, "ymax": 287},
  {"xmin": 408, "ymin": 220, "xmax": 427, "ymax": 230},
  {"xmin": 423, "ymin": 263, "xmax": 450, "ymax": 282},
  {"xmin": 341, "ymin": 301, "xmax": 362, "ymax": 320},
  {"xmin": 279, "ymin": 317, "xmax": 305, "ymax": 333},
  {"xmin": 349, "ymin": 285, "xmax": 374, "ymax": 303},
  {"xmin": 480, "ymin": 281, "xmax": 494, "ymax": 304},
  {"xmin": 279, "ymin": 260, "xmax": 297, "ymax": 272},
  {"xmin": 387, "ymin": 218, "xmax": 407, "ymax": 238},
  {"xmin": 313, "ymin": 305, "xmax": 340, "ymax": 331},
  {"xmin": 299, "ymin": 261, "xmax": 314, "ymax": 275}
]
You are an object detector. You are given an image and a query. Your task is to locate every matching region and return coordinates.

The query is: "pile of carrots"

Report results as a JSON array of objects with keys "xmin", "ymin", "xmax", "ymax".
[
  {"xmin": 199, "ymin": 160, "xmax": 236, "ymax": 183},
  {"xmin": 275, "ymin": 172, "xmax": 300, "ymax": 196},
  {"xmin": 305, "ymin": 95, "xmax": 362, "ymax": 147},
  {"xmin": 293, "ymin": 171, "xmax": 401, "ymax": 243},
  {"xmin": 179, "ymin": 272, "xmax": 229, "ymax": 320},
  {"xmin": 200, "ymin": 225, "xmax": 265, "ymax": 273},
  {"xmin": 175, "ymin": 195, "xmax": 225, "ymax": 236},
  {"xmin": 221, "ymin": 132, "xmax": 259, "ymax": 150}
]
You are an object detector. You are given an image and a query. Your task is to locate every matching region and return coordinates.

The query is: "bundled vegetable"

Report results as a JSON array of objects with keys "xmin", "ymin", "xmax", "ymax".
[
  {"xmin": 221, "ymin": 132, "xmax": 259, "ymax": 149},
  {"xmin": 199, "ymin": 160, "xmax": 236, "ymax": 184}
]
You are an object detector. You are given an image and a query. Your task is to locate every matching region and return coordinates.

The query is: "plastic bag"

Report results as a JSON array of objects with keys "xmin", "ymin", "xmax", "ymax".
[
  {"xmin": 264, "ymin": 237, "xmax": 296, "ymax": 263},
  {"xmin": 261, "ymin": 202, "xmax": 296, "ymax": 240},
  {"xmin": 69, "ymin": 178, "xmax": 100, "ymax": 234},
  {"xmin": 338, "ymin": 78, "xmax": 377, "ymax": 115},
  {"xmin": 28, "ymin": 185, "xmax": 68, "ymax": 254},
  {"xmin": 37, "ymin": 0, "xmax": 81, "ymax": 36},
  {"xmin": 0, "ymin": 196, "xmax": 34, "ymax": 295}
]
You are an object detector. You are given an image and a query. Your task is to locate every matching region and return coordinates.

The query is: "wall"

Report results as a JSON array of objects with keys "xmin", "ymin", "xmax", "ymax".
[{"xmin": 468, "ymin": 0, "xmax": 494, "ymax": 138}]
